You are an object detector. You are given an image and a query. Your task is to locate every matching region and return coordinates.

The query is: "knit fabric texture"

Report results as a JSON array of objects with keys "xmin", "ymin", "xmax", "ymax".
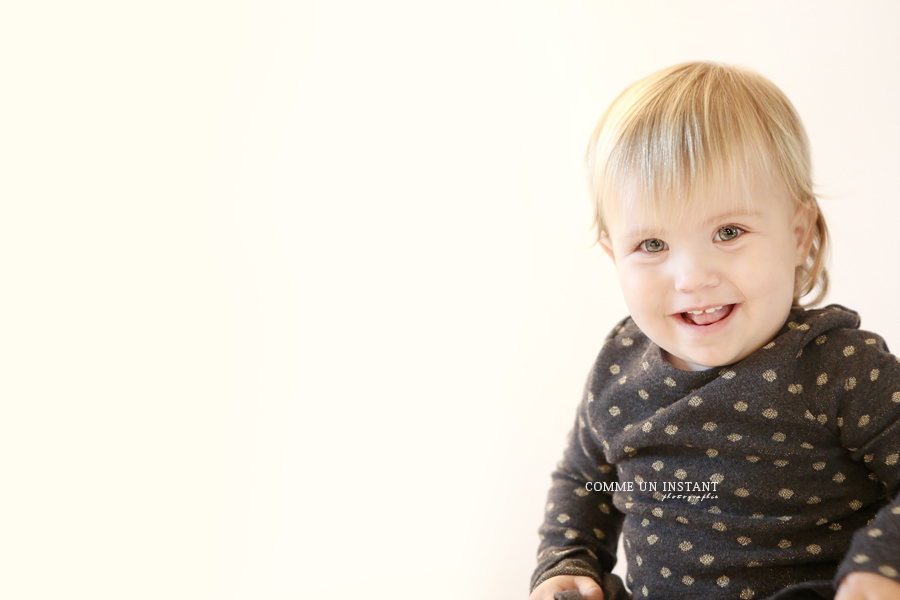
[{"xmin": 531, "ymin": 304, "xmax": 900, "ymax": 600}]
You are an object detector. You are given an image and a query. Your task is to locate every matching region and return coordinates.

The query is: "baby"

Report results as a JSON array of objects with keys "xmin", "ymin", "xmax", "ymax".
[{"xmin": 528, "ymin": 62, "xmax": 900, "ymax": 600}]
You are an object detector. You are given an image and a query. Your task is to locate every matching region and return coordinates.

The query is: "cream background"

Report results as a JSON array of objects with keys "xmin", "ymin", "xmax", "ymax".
[{"xmin": 3, "ymin": 1, "xmax": 900, "ymax": 599}]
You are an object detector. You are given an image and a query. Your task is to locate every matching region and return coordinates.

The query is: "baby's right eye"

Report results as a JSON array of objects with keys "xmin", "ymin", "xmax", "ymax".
[{"xmin": 639, "ymin": 239, "xmax": 667, "ymax": 253}]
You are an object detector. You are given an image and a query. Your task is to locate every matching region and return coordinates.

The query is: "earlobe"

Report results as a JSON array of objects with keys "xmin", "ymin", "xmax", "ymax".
[
  {"xmin": 599, "ymin": 233, "xmax": 617, "ymax": 265},
  {"xmin": 793, "ymin": 205, "xmax": 816, "ymax": 266}
]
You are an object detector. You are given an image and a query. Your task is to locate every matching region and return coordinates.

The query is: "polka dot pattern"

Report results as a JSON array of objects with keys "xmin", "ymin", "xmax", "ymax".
[{"xmin": 531, "ymin": 305, "xmax": 900, "ymax": 599}]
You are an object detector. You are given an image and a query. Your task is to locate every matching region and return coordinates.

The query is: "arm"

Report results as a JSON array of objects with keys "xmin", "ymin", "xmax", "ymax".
[
  {"xmin": 829, "ymin": 338, "xmax": 900, "ymax": 597},
  {"xmin": 530, "ymin": 361, "xmax": 625, "ymax": 595}
]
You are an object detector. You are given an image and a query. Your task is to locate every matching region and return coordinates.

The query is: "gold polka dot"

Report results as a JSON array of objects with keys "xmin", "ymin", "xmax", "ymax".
[
  {"xmin": 748, "ymin": 561, "xmax": 761, "ymax": 567},
  {"xmin": 636, "ymin": 555, "xmax": 643, "ymax": 566},
  {"xmin": 660, "ymin": 567, "xmax": 671, "ymax": 578},
  {"xmin": 700, "ymin": 554, "xmax": 715, "ymax": 565},
  {"xmin": 806, "ymin": 544, "xmax": 821, "ymax": 554},
  {"xmin": 804, "ymin": 410, "xmax": 815, "ymax": 420},
  {"xmin": 778, "ymin": 515, "xmax": 792, "ymax": 521},
  {"xmin": 787, "ymin": 321, "xmax": 799, "ymax": 329},
  {"xmin": 815, "ymin": 335, "xmax": 827, "ymax": 345},
  {"xmin": 868, "ymin": 528, "xmax": 883, "ymax": 537},
  {"xmin": 609, "ymin": 406, "xmax": 621, "ymax": 416},
  {"xmin": 788, "ymin": 383, "xmax": 803, "ymax": 394},
  {"xmin": 600, "ymin": 503, "xmax": 611, "ymax": 513},
  {"xmin": 815, "ymin": 517, "xmax": 828, "ymax": 525},
  {"xmin": 817, "ymin": 414, "xmax": 828, "ymax": 424},
  {"xmin": 886, "ymin": 453, "xmax": 899, "ymax": 465},
  {"xmin": 735, "ymin": 488, "xmax": 749, "ymax": 497},
  {"xmin": 734, "ymin": 401, "xmax": 748, "ymax": 411},
  {"xmin": 866, "ymin": 338, "xmax": 877, "ymax": 344},
  {"xmin": 674, "ymin": 469, "xmax": 687, "ymax": 479},
  {"xmin": 801, "ymin": 442, "xmax": 814, "ymax": 449},
  {"xmin": 871, "ymin": 369, "xmax": 880, "ymax": 381},
  {"xmin": 778, "ymin": 489, "xmax": 794, "ymax": 499},
  {"xmin": 676, "ymin": 516, "xmax": 689, "ymax": 523},
  {"xmin": 829, "ymin": 523, "xmax": 841, "ymax": 530},
  {"xmin": 642, "ymin": 422, "xmax": 653, "ymax": 432},
  {"xmin": 610, "ymin": 364, "xmax": 621, "ymax": 374},
  {"xmin": 740, "ymin": 589, "xmax": 755, "ymax": 599},
  {"xmin": 575, "ymin": 487, "xmax": 589, "ymax": 497},
  {"xmin": 850, "ymin": 500, "xmax": 863, "ymax": 510},
  {"xmin": 665, "ymin": 424, "xmax": 678, "ymax": 435},
  {"xmin": 642, "ymin": 361, "xmax": 649, "ymax": 370},
  {"xmin": 878, "ymin": 566, "xmax": 899, "ymax": 578},
  {"xmin": 625, "ymin": 502, "xmax": 634, "ymax": 509},
  {"xmin": 701, "ymin": 422, "xmax": 719, "ymax": 434},
  {"xmin": 623, "ymin": 424, "xmax": 633, "ymax": 431},
  {"xmin": 746, "ymin": 455, "xmax": 759, "ymax": 462},
  {"xmin": 843, "ymin": 345, "xmax": 855, "ymax": 357},
  {"xmin": 808, "ymin": 496, "xmax": 821, "ymax": 504},
  {"xmin": 619, "ymin": 375, "xmax": 627, "ymax": 384},
  {"xmin": 710, "ymin": 473, "xmax": 724, "ymax": 483},
  {"xmin": 762, "ymin": 370, "xmax": 777, "ymax": 382},
  {"xmin": 816, "ymin": 373, "xmax": 827, "ymax": 385},
  {"xmin": 599, "ymin": 465, "xmax": 613, "ymax": 473},
  {"xmin": 634, "ymin": 475, "xmax": 644, "ymax": 484},
  {"xmin": 751, "ymin": 513, "xmax": 763, "ymax": 518},
  {"xmin": 622, "ymin": 337, "xmax": 633, "ymax": 346},
  {"xmin": 833, "ymin": 472, "xmax": 846, "ymax": 483},
  {"xmin": 679, "ymin": 541, "xmax": 693, "ymax": 551},
  {"xmin": 893, "ymin": 391, "xmax": 900, "ymax": 403},
  {"xmin": 837, "ymin": 417, "xmax": 843, "ymax": 427},
  {"xmin": 688, "ymin": 396, "xmax": 703, "ymax": 407},
  {"xmin": 853, "ymin": 554, "xmax": 869, "ymax": 564},
  {"xmin": 707, "ymin": 448, "xmax": 719, "ymax": 458},
  {"xmin": 845, "ymin": 377, "xmax": 856, "ymax": 390},
  {"xmin": 653, "ymin": 491, "xmax": 664, "ymax": 500},
  {"xmin": 652, "ymin": 460, "xmax": 664, "ymax": 471},
  {"xmin": 763, "ymin": 341, "xmax": 775, "ymax": 349},
  {"xmin": 639, "ymin": 389, "xmax": 649, "ymax": 399},
  {"xmin": 682, "ymin": 575, "xmax": 694, "ymax": 585},
  {"xmin": 641, "ymin": 585, "xmax": 648, "ymax": 596},
  {"xmin": 708, "ymin": 506, "xmax": 721, "ymax": 514},
  {"xmin": 762, "ymin": 408, "xmax": 778, "ymax": 419},
  {"xmin": 728, "ymin": 434, "xmax": 743, "ymax": 442},
  {"xmin": 721, "ymin": 370, "xmax": 736, "ymax": 379},
  {"xmin": 647, "ymin": 534, "xmax": 658, "ymax": 544},
  {"xmin": 892, "ymin": 506, "xmax": 900, "ymax": 515},
  {"xmin": 738, "ymin": 536, "xmax": 751, "ymax": 545},
  {"xmin": 594, "ymin": 528, "xmax": 605, "ymax": 539},
  {"xmin": 565, "ymin": 529, "xmax": 578, "ymax": 539},
  {"xmin": 798, "ymin": 323, "xmax": 809, "ymax": 330},
  {"xmin": 557, "ymin": 513, "xmax": 570, "ymax": 523},
  {"xmin": 712, "ymin": 522, "xmax": 726, "ymax": 531},
  {"xmin": 772, "ymin": 432, "xmax": 786, "ymax": 442},
  {"xmin": 777, "ymin": 539, "xmax": 791, "ymax": 548},
  {"xmin": 717, "ymin": 576, "xmax": 730, "ymax": 587},
  {"xmin": 774, "ymin": 460, "xmax": 789, "ymax": 467},
  {"xmin": 652, "ymin": 507, "xmax": 663, "ymax": 517}
]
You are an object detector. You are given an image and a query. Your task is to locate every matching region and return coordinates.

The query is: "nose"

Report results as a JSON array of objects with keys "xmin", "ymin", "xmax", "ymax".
[{"xmin": 671, "ymin": 248, "xmax": 721, "ymax": 294}]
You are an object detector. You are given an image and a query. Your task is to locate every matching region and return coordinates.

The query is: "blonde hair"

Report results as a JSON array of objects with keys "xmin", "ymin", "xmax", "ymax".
[{"xmin": 586, "ymin": 61, "xmax": 829, "ymax": 308}]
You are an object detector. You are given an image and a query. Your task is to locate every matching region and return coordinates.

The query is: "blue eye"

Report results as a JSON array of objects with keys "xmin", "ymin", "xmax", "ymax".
[
  {"xmin": 640, "ymin": 239, "xmax": 667, "ymax": 253},
  {"xmin": 716, "ymin": 226, "xmax": 744, "ymax": 241}
]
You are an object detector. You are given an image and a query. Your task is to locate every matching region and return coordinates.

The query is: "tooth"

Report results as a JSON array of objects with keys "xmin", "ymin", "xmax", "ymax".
[{"xmin": 705, "ymin": 306, "xmax": 723, "ymax": 313}]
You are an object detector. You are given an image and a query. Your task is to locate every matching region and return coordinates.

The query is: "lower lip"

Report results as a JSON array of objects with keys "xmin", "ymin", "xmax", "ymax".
[{"xmin": 675, "ymin": 304, "xmax": 739, "ymax": 334}]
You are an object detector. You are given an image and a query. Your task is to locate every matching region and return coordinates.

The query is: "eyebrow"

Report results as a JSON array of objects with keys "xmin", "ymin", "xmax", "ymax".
[{"xmin": 622, "ymin": 211, "xmax": 761, "ymax": 241}]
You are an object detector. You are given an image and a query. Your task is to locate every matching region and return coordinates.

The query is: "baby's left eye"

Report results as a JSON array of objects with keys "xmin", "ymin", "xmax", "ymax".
[{"xmin": 716, "ymin": 226, "xmax": 744, "ymax": 242}]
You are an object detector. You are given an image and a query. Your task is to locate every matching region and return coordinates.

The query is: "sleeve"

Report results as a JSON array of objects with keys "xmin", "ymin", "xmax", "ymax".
[
  {"xmin": 830, "ymin": 336, "xmax": 900, "ymax": 587},
  {"xmin": 530, "ymin": 359, "xmax": 626, "ymax": 593}
]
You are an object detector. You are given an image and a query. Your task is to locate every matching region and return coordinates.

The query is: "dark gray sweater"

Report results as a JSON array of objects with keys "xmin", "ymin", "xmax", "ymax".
[{"xmin": 532, "ymin": 304, "xmax": 900, "ymax": 600}]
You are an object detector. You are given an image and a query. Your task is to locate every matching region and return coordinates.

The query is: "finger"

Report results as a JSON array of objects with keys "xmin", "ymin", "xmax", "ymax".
[{"xmin": 574, "ymin": 576, "xmax": 604, "ymax": 600}]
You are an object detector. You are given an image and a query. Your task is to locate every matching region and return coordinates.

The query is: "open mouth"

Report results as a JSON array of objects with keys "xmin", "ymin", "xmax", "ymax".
[{"xmin": 680, "ymin": 304, "xmax": 736, "ymax": 326}]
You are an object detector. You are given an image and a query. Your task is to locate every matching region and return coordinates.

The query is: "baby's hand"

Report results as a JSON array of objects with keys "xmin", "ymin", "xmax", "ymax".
[
  {"xmin": 836, "ymin": 571, "xmax": 900, "ymax": 600},
  {"xmin": 528, "ymin": 575, "xmax": 603, "ymax": 600}
]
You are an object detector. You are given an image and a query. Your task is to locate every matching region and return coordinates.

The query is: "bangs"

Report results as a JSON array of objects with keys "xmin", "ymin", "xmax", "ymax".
[{"xmin": 587, "ymin": 62, "xmax": 799, "ymax": 232}]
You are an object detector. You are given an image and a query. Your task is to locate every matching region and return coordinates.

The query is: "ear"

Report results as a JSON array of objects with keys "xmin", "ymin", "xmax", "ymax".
[
  {"xmin": 599, "ymin": 232, "xmax": 617, "ymax": 265},
  {"xmin": 792, "ymin": 203, "xmax": 816, "ymax": 267}
]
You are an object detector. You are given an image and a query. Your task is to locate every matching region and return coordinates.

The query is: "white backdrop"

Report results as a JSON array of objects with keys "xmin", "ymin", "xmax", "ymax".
[{"xmin": 4, "ymin": 2, "xmax": 900, "ymax": 599}]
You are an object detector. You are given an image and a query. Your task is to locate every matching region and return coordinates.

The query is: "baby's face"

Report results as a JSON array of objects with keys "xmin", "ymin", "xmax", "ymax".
[{"xmin": 599, "ymin": 177, "xmax": 813, "ymax": 371}]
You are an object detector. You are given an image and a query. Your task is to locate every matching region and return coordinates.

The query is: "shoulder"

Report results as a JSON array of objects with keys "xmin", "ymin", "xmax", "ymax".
[{"xmin": 586, "ymin": 315, "xmax": 652, "ymax": 389}]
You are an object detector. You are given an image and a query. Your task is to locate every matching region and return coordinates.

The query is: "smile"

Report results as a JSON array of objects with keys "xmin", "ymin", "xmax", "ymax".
[{"xmin": 676, "ymin": 303, "xmax": 738, "ymax": 331}]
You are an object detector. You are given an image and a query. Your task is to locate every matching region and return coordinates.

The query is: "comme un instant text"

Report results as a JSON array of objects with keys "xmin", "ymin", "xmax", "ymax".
[{"xmin": 585, "ymin": 481, "xmax": 719, "ymax": 492}]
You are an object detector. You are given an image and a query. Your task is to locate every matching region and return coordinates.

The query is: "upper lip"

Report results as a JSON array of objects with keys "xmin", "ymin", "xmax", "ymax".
[{"xmin": 674, "ymin": 303, "xmax": 735, "ymax": 314}]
